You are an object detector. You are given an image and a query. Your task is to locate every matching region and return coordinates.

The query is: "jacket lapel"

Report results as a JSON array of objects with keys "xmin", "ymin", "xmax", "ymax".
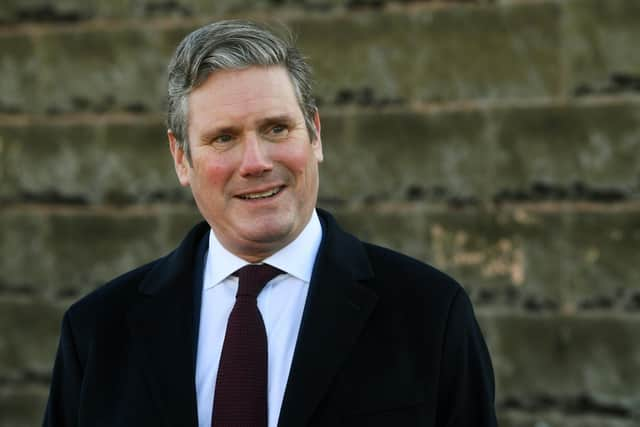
[
  {"xmin": 277, "ymin": 210, "xmax": 378, "ymax": 427},
  {"xmin": 127, "ymin": 222, "xmax": 210, "ymax": 427},
  {"xmin": 124, "ymin": 212, "xmax": 376, "ymax": 427}
]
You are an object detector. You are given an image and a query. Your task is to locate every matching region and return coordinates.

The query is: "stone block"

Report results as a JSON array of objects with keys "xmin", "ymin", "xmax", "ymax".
[
  {"xmin": 3, "ymin": 100, "xmax": 639, "ymax": 204},
  {"xmin": 0, "ymin": 27, "xmax": 184, "ymax": 114},
  {"xmin": 0, "ymin": 0, "xmax": 526, "ymax": 23},
  {"xmin": 333, "ymin": 204, "xmax": 640, "ymax": 309},
  {"xmin": 0, "ymin": 2, "xmax": 562, "ymax": 114},
  {"xmin": 294, "ymin": 2, "xmax": 562, "ymax": 105},
  {"xmin": 1, "ymin": 118, "xmax": 180, "ymax": 203},
  {"xmin": 0, "ymin": 206, "xmax": 201, "ymax": 296},
  {"xmin": 479, "ymin": 312, "xmax": 640, "ymax": 412},
  {"xmin": 563, "ymin": 0, "xmax": 640, "ymax": 96},
  {"xmin": 2, "ymin": 204, "xmax": 639, "ymax": 308},
  {"xmin": 320, "ymin": 109, "xmax": 490, "ymax": 202},
  {"xmin": 0, "ymin": 0, "xmax": 272, "ymax": 23},
  {"xmin": 488, "ymin": 100, "xmax": 640, "ymax": 201},
  {"xmin": 0, "ymin": 298, "xmax": 64, "ymax": 379},
  {"xmin": 320, "ymin": 100, "xmax": 640, "ymax": 203},
  {"xmin": 0, "ymin": 0, "xmax": 89, "ymax": 23},
  {"xmin": 0, "ymin": 385, "xmax": 49, "ymax": 427}
]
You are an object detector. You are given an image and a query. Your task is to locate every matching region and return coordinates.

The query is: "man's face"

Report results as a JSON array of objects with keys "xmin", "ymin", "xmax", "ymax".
[{"xmin": 169, "ymin": 66, "xmax": 323, "ymax": 262}]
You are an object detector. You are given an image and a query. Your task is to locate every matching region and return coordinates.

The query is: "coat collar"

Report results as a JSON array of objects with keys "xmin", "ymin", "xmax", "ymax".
[
  {"xmin": 127, "ymin": 221, "xmax": 210, "ymax": 427},
  {"xmin": 277, "ymin": 209, "xmax": 378, "ymax": 427}
]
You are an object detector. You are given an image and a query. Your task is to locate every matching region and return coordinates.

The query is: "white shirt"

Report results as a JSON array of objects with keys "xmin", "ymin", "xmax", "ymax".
[{"xmin": 195, "ymin": 211, "xmax": 323, "ymax": 427}]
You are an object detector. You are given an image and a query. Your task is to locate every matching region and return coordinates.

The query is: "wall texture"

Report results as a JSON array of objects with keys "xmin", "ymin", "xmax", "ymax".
[{"xmin": 1, "ymin": 0, "xmax": 639, "ymax": 426}]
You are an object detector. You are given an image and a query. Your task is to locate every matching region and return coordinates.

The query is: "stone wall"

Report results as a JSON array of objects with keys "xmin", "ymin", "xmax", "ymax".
[{"xmin": 1, "ymin": 0, "xmax": 639, "ymax": 425}]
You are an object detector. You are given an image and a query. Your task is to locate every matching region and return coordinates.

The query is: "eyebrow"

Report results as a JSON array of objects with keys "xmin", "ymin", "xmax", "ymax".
[
  {"xmin": 255, "ymin": 114, "xmax": 296, "ymax": 129},
  {"xmin": 197, "ymin": 113, "xmax": 299, "ymax": 142},
  {"xmin": 198, "ymin": 125, "xmax": 240, "ymax": 143}
]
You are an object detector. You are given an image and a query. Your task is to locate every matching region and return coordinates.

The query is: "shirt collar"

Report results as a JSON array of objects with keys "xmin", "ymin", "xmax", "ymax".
[{"xmin": 204, "ymin": 210, "xmax": 323, "ymax": 289}]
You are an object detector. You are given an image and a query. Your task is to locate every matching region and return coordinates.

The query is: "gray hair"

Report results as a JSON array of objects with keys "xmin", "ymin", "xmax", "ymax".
[{"xmin": 167, "ymin": 20, "xmax": 317, "ymax": 161}]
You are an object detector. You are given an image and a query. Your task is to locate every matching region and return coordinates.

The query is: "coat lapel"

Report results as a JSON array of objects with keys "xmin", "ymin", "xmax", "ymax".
[
  {"xmin": 277, "ymin": 210, "xmax": 378, "ymax": 427},
  {"xmin": 124, "ymin": 212, "xmax": 376, "ymax": 427},
  {"xmin": 127, "ymin": 222, "xmax": 210, "ymax": 427}
]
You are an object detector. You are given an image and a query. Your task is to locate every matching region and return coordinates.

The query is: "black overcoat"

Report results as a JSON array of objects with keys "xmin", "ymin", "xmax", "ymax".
[{"xmin": 44, "ymin": 209, "xmax": 497, "ymax": 426}]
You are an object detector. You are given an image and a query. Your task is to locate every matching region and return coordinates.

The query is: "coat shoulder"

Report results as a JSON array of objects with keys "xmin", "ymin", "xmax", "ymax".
[
  {"xmin": 64, "ymin": 221, "xmax": 210, "ymax": 322},
  {"xmin": 362, "ymin": 241, "xmax": 463, "ymax": 298},
  {"xmin": 65, "ymin": 256, "xmax": 162, "ymax": 323}
]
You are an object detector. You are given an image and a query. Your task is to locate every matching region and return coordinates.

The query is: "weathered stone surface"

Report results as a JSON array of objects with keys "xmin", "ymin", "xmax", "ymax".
[
  {"xmin": 488, "ymin": 100, "xmax": 640, "ymax": 201},
  {"xmin": 0, "ymin": 0, "xmax": 89, "ymax": 23},
  {"xmin": 0, "ymin": 298, "xmax": 65, "ymax": 379},
  {"xmin": 0, "ymin": 0, "xmax": 271, "ymax": 23},
  {"xmin": 2, "ymin": 100, "xmax": 639, "ymax": 203},
  {"xmin": 499, "ymin": 410, "xmax": 638, "ymax": 427},
  {"xmin": 0, "ymin": 27, "xmax": 184, "ymax": 114},
  {"xmin": 0, "ymin": 206, "xmax": 200, "ymax": 296},
  {"xmin": 0, "ymin": 2, "xmax": 561, "ymax": 114},
  {"xmin": 2, "ymin": 204, "xmax": 639, "ymax": 308},
  {"xmin": 294, "ymin": 2, "xmax": 561, "ymax": 104},
  {"xmin": 334, "ymin": 204, "xmax": 640, "ymax": 309},
  {"xmin": 0, "ymin": 385, "xmax": 49, "ymax": 427},
  {"xmin": 0, "ymin": 0, "xmax": 523, "ymax": 23},
  {"xmin": 564, "ymin": 0, "xmax": 640, "ymax": 96},
  {"xmin": 479, "ymin": 312, "xmax": 640, "ymax": 411},
  {"xmin": 0, "ymin": 2, "xmax": 637, "ymax": 425},
  {"xmin": 0, "ymin": 117, "xmax": 179, "ymax": 203},
  {"xmin": 321, "ymin": 100, "xmax": 640, "ymax": 203}
]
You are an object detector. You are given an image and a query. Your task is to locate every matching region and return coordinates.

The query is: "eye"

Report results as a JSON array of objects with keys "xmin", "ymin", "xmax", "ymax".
[
  {"xmin": 213, "ymin": 134, "xmax": 234, "ymax": 144},
  {"xmin": 267, "ymin": 124, "xmax": 289, "ymax": 139}
]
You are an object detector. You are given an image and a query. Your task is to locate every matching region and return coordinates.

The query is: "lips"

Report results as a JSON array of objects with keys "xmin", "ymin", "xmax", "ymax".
[{"xmin": 236, "ymin": 186, "xmax": 284, "ymax": 200}]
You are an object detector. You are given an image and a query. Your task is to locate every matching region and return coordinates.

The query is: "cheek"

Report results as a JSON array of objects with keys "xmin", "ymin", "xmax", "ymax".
[
  {"xmin": 280, "ymin": 145, "xmax": 317, "ymax": 176},
  {"xmin": 194, "ymin": 160, "xmax": 233, "ymax": 192}
]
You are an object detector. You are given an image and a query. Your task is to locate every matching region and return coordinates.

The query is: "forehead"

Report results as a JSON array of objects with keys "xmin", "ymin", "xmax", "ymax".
[{"xmin": 187, "ymin": 66, "xmax": 302, "ymax": 129}]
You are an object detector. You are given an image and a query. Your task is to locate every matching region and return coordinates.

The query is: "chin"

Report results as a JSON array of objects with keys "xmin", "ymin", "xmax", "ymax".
[
  {"xmin": 230, "ymin": 210, "xmax": 290, "ymax": 238},
  {"xmin": 243, "ymin": 224, "xmax": 294, "ymax": 246}
]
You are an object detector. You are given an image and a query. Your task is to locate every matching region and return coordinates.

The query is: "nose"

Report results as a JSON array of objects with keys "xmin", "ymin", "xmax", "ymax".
[{"xmin": 238, "ymin": 133, "xmax": 273, "ymax": 177}]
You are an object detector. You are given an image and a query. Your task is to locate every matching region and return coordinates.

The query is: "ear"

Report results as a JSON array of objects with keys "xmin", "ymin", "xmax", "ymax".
[
  {"xmin": 311, "ymin": 109, "xmax": 323, "ymax": 162},
  {"xmin": 168, "ymin": 130, "xmax": 191, "ymax": 187}
]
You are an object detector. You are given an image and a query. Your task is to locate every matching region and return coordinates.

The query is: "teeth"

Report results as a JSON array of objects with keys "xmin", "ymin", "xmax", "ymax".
[{"xmin": 240, "ymin": 187, "xmax": 281, "ymax": 200}]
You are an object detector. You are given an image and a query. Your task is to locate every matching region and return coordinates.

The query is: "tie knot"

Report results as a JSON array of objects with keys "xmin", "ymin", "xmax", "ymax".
[{"xmin": 234, "ymin": 264, "xmax": 282, "ymax": 298}]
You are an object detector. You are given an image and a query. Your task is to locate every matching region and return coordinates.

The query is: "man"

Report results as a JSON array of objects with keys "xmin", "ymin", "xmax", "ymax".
[{"xmin": 44, "ymin": 20, "xmax": 497, "ymax": 427}]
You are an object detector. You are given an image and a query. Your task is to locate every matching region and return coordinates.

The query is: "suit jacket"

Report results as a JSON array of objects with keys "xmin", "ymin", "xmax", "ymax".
[{"xmin": 44, "ymin": 209, "xmax": 497, "ymax": 427}]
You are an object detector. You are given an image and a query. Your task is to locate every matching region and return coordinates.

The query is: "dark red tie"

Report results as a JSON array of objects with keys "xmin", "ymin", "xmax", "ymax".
[{"xmin": 212, "ymin": 264, "xmax": 282, "ymax": 427}]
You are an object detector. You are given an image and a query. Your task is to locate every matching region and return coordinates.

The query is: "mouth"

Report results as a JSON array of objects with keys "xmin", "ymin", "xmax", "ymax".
[{"xmin": 236, "ymin": 186, "xmax": 284, "ymax": 200}]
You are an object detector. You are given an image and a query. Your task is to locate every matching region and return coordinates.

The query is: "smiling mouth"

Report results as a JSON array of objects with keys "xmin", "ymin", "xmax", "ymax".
[{"xmin": 237, "ymin": 186, "xmax": 283, "ymax": 200}]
